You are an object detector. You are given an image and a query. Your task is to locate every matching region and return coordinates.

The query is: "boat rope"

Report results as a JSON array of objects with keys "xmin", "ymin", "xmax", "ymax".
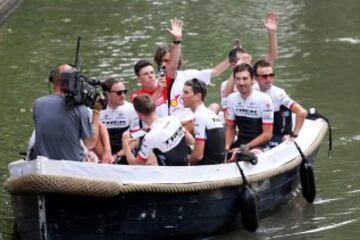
[
  {"xmin": 3, "ymin": 155, "xmax": 303, "ymax": 197},
  {"xmin": 307, "ymin": 108, "xmax": 332, "ymax": 158}
]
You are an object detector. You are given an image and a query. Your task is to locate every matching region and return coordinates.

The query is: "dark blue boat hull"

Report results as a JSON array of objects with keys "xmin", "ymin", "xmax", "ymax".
[{"xmin": 11, "ymin": 150, "xmax": 319, "ymax": 240}]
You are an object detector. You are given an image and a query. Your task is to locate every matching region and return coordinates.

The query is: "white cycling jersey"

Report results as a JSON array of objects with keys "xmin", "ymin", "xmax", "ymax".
[
  {"xmin": 193, "ymin": 104, "xmax": 225, "ymax": 164},
  {"xmin": 100, "ymin": 101, "xmax": 140, "ymax": 154},
  {"xmin": 138, "ymin": 116, "xmax": 189, "ymax": 165},
  {"xmin": 227, "ymin": 90, "xmax": 274, "ymax": 145}
]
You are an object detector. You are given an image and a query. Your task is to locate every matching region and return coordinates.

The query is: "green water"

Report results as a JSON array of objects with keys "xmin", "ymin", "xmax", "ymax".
[{"xmin": 1, "ymin": 0, "xmax": 360, "ymax": 239}]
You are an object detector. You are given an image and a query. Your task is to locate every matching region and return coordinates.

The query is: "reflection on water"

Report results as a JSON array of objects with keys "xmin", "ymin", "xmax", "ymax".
[{"xmin": 1, "ymin": 0, "xmax": 360, "ymax": 239}]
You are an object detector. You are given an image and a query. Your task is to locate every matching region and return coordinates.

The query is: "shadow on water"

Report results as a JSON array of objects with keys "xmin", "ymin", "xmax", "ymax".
[{"xmin": 1, "ymin": 0, "xmax": 360, "ymax": 239}]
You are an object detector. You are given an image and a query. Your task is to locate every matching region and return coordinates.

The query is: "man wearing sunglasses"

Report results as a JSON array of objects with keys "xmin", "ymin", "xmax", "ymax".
[
  {"xmin": 253, "ymin": 60, "xmax": 307, "ymax": 145},
  {"xmin": 98, "ymin": 77, "xmax": 141, "ymax": 164}
]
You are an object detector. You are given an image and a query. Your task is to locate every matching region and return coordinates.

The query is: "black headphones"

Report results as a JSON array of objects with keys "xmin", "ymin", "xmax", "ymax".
[{"xmin": 48, "ymin": 68, "xmax": 56, "ymax": 83}]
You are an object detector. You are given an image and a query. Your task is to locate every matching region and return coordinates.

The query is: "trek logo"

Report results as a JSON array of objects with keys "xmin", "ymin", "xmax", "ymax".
[
  {"xmin": 235, "ymin": 107, "xmax": 258, "ymax": 116},
  {"xmin": 163, "ymin": 127, "xmax": 184, "ymax": 148},
  {"xmin": 103, "ymin": 120, "xmax": 127, "ymax": 126}
]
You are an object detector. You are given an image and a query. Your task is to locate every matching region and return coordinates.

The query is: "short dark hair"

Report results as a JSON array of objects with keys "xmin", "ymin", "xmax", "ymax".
[
  {"xmin": 253, "ymin": 59, "xmax": 272, "ymax": 76},
  {"xmin": 104, "ymin": 76, "xmax": 122, "ymax": 91},
  {"xmin": 233, "ymin": 63, "xmax": 254, "ymax": 79},
  {"xmin": 153, "ymin": 43, "xmax": 183, "ymax": 69},
  {"xmin": 133, "ymin": 94, "xmax": 156, "ymax": 116},
  {"xmin": 184, "ymin": 78, "xmax": 207, "ymax": 101},
  {"xmin": 134, "ymin": 60, "xmax": 153, "ymax": 76},
  {"xmin": 228, "ymin": 47, "xmax": 246, "ymax": 64}
]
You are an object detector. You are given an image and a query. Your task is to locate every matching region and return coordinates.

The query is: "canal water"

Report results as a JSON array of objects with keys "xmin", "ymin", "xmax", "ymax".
[{"xmin": 1, "ymin": 0, "xmax": 359, "ymax": 239}]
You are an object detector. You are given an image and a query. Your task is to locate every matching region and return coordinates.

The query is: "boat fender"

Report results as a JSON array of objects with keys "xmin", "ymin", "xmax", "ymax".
[
  {"xmin": 235, "ymin": 161, "xmax": 259, "ymax": 232},
  {"xmin": 300, "ymin": 159, "xmax": 316, "ymax": 203},
  {"xmin": 239, "ymin": 185, "xmax": 259, "ymax": 232},
  {"xmin": 294, "ymin": 141, "xmax": 316, "ymax": 203}
]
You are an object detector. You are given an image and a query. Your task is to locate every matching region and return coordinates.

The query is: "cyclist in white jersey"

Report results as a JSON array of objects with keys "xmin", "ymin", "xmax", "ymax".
[
  {"xmin": 253, "ymin": 60, "xmax": 307, "ymax": 145},
  {"xmin": 122, "ymin": 94, "xmax": 194, "ymax": 166},
  {"xmin": 226, "ymin": 64, "xmax": 274, "ymax": 158},
  {"xmin": 182, "ymin": 79, "xmax": 225, "ymax": 165},
  {"xmin": 97, "ymin": 77, "xmax": 141, "ymax": 163}
]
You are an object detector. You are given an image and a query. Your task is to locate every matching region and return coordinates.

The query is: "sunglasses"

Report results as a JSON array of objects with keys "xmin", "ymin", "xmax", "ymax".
[
  {"xmin": 257, "ymin": 73, "xmax": 275, "ymax": 78},
  {"xmin": 110, "ymin": 89, "xmax": 127, "ymax": 95}
]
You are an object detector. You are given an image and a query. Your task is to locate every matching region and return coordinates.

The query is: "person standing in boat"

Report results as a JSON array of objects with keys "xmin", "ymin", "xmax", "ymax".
[
  {"xmin": 32, "ymin": 64, "xmax": 102, "ymax": 161},
  {"xmin": 130, "ymin": 18, "xmax": 183, "ymax": 118},
  {"xmin": 95, "ymin": 76, "xmax": 142, "ymax": 164},
  {"xmin": 222, "ymin": 10, "xmax": 278, "ymax": 100},
  {"xmin": 253, "ymin": 59, "xmax": 307, "ymax": 146},
  {"xmin": 153, "ymin": 22, "xmax": 230, "ymax": 129},
  {"xmin": 182, "ymin": 79, "xmax": 226, "ymax": 165},
  {"xmin": 225, "ymin": 64, "xmax": 274, "ymax": 158},
  {"xmin": 122, "ymin": 94, "xmax": 194, "ymax": 166}
]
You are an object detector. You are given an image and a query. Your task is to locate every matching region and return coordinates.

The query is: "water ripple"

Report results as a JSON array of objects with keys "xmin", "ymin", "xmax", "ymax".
[
  {"xmin": 271, "ymin": 219, "xmax": 358, "ymax": 239},
  {"xmin": 325, "ymin": 37, "xmax": 360, "ymax": 44}
]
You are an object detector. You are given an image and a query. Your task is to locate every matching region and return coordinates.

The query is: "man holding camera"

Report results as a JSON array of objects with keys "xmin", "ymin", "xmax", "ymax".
[{"xmin": 33, "ymin": 64, "xmax": 102, "ymax": 161}]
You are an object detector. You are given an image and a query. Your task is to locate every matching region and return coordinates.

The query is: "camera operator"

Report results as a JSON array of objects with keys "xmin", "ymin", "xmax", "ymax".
[{"xmin": 33, "ymin": 64, "xmax": 102, "ymax": 161}]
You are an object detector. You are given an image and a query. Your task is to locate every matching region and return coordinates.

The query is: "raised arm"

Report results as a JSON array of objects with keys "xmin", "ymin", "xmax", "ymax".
[
  {"xmin": 166, "ymin": 17, "xmax": 183, "ymax": 79},
  {"xmin": 211, "ymin": 58, "xmax": 230, "ymax": 77},
  {"xmin": 264, "ymin": 10, "xmax": 278, "ymax": 65}
]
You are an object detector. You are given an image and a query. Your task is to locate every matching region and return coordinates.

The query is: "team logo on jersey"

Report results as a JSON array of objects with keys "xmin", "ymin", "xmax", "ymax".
[
  {"xmin": 170, "ymin": 95, "xmax": 182, "ymax": 108},
  {"xmin": 171, "ymin": 99, "xmax": 178, "ymax": 107},
  {"xmin": 266, "ymin": 103, "xmax": 271, "ymax": 109}
]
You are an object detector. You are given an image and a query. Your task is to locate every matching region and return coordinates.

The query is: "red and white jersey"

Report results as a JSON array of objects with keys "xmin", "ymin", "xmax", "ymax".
[{"xmin": 130, "ymin": 76, "xmax": 172, "ymax": 118}]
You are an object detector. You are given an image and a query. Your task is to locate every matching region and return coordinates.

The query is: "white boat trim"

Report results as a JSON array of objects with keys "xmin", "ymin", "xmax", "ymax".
[{"xmin": 8, "ymin": 118, "xmax": 327, "ymax": 185}]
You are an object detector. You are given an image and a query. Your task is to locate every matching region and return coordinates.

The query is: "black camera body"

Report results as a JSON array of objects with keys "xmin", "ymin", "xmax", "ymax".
[
  {"xmin": 61, "ymin": 71, "xmax": 107, "ymax": 109},
  {"xmin": 159, "ymin": 65, "xmax": 166, "ymax": 78}
]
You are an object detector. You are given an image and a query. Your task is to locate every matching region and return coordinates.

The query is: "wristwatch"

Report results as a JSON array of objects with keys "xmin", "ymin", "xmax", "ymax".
[{"xmin": 290, "ymin": 132, "xmax": 298, "ymax": 138}]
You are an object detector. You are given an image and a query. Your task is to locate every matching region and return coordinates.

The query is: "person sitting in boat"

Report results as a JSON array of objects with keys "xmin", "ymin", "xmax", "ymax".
[
  {"xmin": 253, "ymin": 59, "xmax": 307, "ymax": 146},
  {"xmin": 222, "ymin": 10, "xmax": 278, "ymax": 102},
  {"xmin": 122, "ymin": 94, "xmax": 194, "ymax": 166},
  {"xmin": 32, "ymin": 64, "xmax": 102, "ymax": 161},
  {"xmin": 225, "ymin": 64, "xmax": 274, "ymax": 158},
  {"xmin": 95, "ymin": 76, "xmax": 142, "ymax": 164},
  {"xmin": 153, "ymin": 21, "xmax": 229, "ymax": 130},
  {"xmin": 129, "ymin": 18, "xmax": 183, "ymax": 119},
  {"xmin": 182, "ymin": 79, "xmax": 226, "ymax": 165}
]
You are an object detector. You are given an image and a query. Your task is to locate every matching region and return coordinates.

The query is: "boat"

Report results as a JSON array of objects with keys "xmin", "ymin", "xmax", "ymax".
[{"xmin": 4, "ymin": 111, "xmax": 330, "ymax": 240}]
